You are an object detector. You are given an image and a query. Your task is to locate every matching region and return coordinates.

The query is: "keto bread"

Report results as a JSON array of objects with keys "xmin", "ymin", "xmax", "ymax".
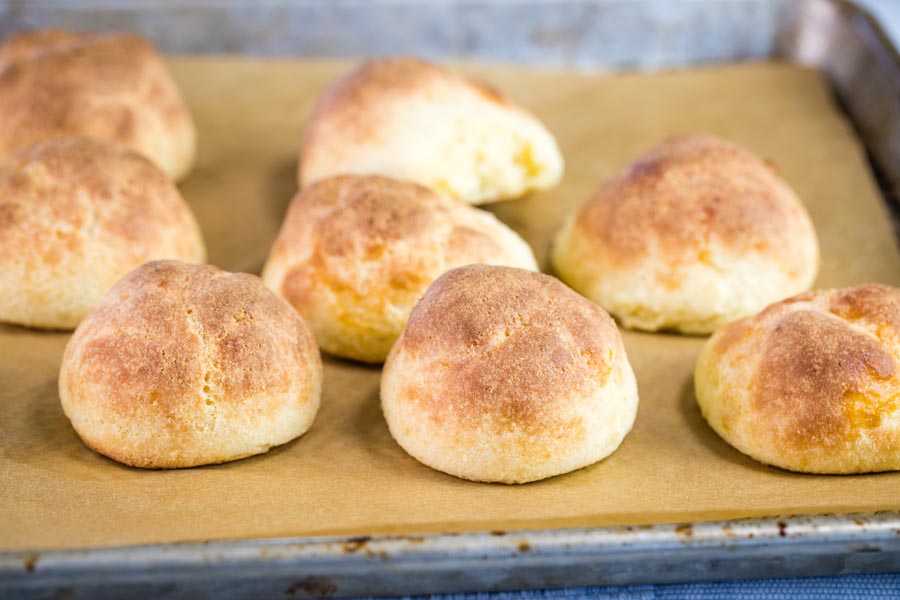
[
  {"xmin": 60, "ymin": 260, "xmax": 323, "ymax": 469},
  {"xmin": 552, "ymin": 134, "xmax": 819, "ymax": 334},
  {"xmin": 0, "ymin": 29, "xmax": 196, "ymax": 180},
  {"xmin": 381, "ymin": 265, "xmax": 639, "ymax": 483},
  {"xmin": 0, "ymin": 137, "xmax": 205, "ymax": 329},
  {"xmin": 263, "ymin": 175, "xmax": 538, "ymax": 362},
  {"xmin": 299, "ymin": 57, "xmax": 563, "ymax": 205},
  {"xmin": 695, "ymin": 284, "xmax": 900, "ymax": 474}
]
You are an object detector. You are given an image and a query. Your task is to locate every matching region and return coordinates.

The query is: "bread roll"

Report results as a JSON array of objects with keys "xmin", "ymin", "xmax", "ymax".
[
  {"xmin": 0, "ymin": 137, "xmax": 205, "ymax": 330},
  {"xmin": 0, "ymin": 29, "xmax": 196, "ymax": 180},
  {"xmin": 695, "ymin": 284, "xmax": 900, "ymax": 474},
  {"xmin": 552, "ymin": 134, "xmax": 820, "ymax": 334},
  {"xmin": 381, "ymin": 265, "xmax": 639, "ymax": 483},
  {"xmin": 60, "ymin": 260, "xmax": 323, "ymax": 469},
  {"xmin": 262, "ymin": 175, "xmax": 538, "ymax": 363},
  {"xmin": 299, "ymin": 57, "xmax": 563, "ymax": 205}
]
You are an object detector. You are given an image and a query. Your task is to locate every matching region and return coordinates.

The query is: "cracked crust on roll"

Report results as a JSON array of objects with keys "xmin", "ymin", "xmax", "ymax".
[
  {"xmin": 262, "ymin": 175, "xmax": 538, "ymax": 363},
  {"xmin": 0, "ymin": 29, "xmax": 196, "ymax": 180},
  {"xmin": 695, "ymin": 284, "xmax": 900, "ymax": 474},
  {"xmin": 381, "ymin": 264, "xmax": 639, "ymax": 484},
  {"xmin": 0, "ymin": 137, "xmax": 205, "ymax": 329},
  {"xmin": 552, "ymin": 134, "xmax": 820, "ymax": 334},
  {"xmin": 59, "ymin": 260, "xmax": 323, "ymax": 469},
  {"xmin": 299, "ymin": 57, "xmax": 563, "ymax": 204}
]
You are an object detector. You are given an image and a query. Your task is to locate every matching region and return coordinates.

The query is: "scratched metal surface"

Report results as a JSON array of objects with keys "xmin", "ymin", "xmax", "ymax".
[
  {"xmin": 1, "ymin": 1, "xmax": 899, "ymax": 598},
  {"xmin": 3, "ymin": 512, "xmax": 899, "ymax": 598}
]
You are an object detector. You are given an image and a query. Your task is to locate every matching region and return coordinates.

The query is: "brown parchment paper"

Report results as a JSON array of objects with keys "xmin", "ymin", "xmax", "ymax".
[{"xmin": 3, "ymin": 59, "xmax": 900, "ymax": 553}]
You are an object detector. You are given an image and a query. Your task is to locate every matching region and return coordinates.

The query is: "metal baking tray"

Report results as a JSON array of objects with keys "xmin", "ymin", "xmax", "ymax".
[{"xmin": 2, "ymin": 0, "xmax": 899, "ymax": 597}]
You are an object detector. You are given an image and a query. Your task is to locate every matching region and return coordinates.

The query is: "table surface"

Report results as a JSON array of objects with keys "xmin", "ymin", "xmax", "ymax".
[{"xmin": 378, "ymin": 574, "xmax": 900, "ymax": 599}]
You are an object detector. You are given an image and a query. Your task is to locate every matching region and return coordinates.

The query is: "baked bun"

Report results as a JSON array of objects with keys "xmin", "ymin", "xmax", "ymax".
[
  {"xmin": 381, "ymin": 265, "xmax": 639, "ymax": 483},
  {"xmin": 695, "ymin": 284, "xmax": 900, "ymax": 474},
  {"xmin": 0, "ymin": 29, "xmax": 196, "ymax": 180},
  {"xmin": 262, "ymin": 175, "xmax": 538, "ymax": 363},
  {"xmin": 552, "ymin": 134, "xmax": 820, "ymax": 334},
  {"xmin": 0, "ymin": 137, "xmax": 205, "ymax": 330},
  {"xmin": 60, "ymin": 260, "xmax": 323, "ymax": 469},
  {"xmin": 299, "ymin": 57, "xmax": 563, "ymax": 205}
]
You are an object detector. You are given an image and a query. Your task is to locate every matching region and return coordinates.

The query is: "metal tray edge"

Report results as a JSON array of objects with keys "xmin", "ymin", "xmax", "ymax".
[{"xmin": 2, "ymin": 511, "xmax": 899, "ymax": 597}]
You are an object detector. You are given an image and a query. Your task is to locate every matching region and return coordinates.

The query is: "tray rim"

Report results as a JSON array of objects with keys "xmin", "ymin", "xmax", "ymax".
[{"xmin": 3, "ymin": 511, "xmax": 900, "ymax": 593}]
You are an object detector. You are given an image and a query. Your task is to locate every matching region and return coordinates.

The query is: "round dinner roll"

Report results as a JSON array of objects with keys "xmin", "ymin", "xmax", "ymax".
[
  {"xmin": 0, "ymin": 29, "xmax": 196, "ymax": 180},
  {"xmin": 695, "ymin": 284, "xmax": 900, "ymax": 474},
  {"xmin": 299, "ymin": 57, "xmax": 564, "ymax": 205},
  {"xmin": 552, "ymin": 134, "xmax": 820, "ymax": 334},
  {"xmin": 0, "ymin": 137, "xmax": 205, "ymax": 330},
  {"xmin": 262, "ymin": 175, "xmax": 538, "ymax": 363},
  {"xmin": 60, "ymin": 260, "xmax": 323, "ymax": 469},
  {"xmin": 381, "ymin": 265, "xmax": 639, "ymax": 483}
]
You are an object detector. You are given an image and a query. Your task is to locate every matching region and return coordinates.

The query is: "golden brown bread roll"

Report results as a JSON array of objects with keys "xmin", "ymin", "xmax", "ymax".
[
  {"xmin": 695, "ymin": 284, "xmax": 900, "ymax": 474},
  {"xmin": 262, "ymin": 175, "xmax": 538, "ymax": 363},
  {"xmin": 0, "ymin": 137, "xmax": 205, "ymax": 330},
  {"xmin": 299, "ymin": 57, "xmax": 564, "ymax": 205},
  {"xmin": 60, "ymin": 260, "xmax": 323, "ymax": 469},
  {"xmin": 552, "ymin": 134, "xmax": 820, "ymax": 334},
  {"xmin": 0, "ymin": 29, "xmax": 196, "ymax": 180},
  {"xmin": 381, "ymin": 265, "xmax": 639, "ymax": 483}
]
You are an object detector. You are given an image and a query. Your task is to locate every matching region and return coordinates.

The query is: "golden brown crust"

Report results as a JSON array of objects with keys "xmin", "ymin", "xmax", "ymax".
[
  {"xmin": 0, "ymin": 137, "xmax": 205, "ymax": 329},
  {"xmin": 0, "ymin": 29, "xmax": 87, "ymax": 66},
  {"xmin": 553, "ymin": 133, "xmax": 820, "ymax": 333},
  {"xmin": 0, "ymin": 30, "xmax": 195, "ymax": 180},
  {"xmin": 301, "ymin": 59, "xmax": 431, "ymax": 167},
  {"xmin": 301, "ymin": 58, "xmax": 515, "ymax": 166},
  {"xmin": 0, "ymin": 136, "xmax": 201, "ymax": 262},
  {"xmin": 381, "ymin": 264, "xmax": 638, "ymax": 483},
  {"xmin": 297, "ymin": 176, "xmax": 438, "ymax": 261},
  {"xmin": 828, "ymin": 284, "xmax": 900, "ymax": 344},
  {"xmin": 575, "ymin": 134, "xmax": 810, "ymax": 272},
  {"xmin": 275, "ymin": 176, "xmax": 494, "ymax": 309},
  {"xmin": 262, "ymin": 175, "xmax": 537, "ymax": 362},
  {"xmin": 80, "ymin": 261, "xmax": 315, "ymax": 409},
  {"xmin": 696, "ymin": 284, "xmax": 900, "ymax": 474},
  {"xmin": 60, "ymin": 261, "xmax": 323, "ymax": 468},
  {"xmin": 398, "ymin": 266, "xmax": 619, "ymax": 432},
  {"xmin": 754, "ymin": 310, "xmax": 895, "ymax": 450}
]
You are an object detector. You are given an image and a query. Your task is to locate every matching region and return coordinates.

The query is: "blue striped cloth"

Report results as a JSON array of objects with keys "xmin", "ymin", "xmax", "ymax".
[{"xmin": 380, "ymin": 573, "xmax": 900, "ymax": 600}]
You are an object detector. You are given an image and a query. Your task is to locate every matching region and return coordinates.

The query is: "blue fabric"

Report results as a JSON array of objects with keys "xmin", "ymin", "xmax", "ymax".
[{"xmin": 384, "ymin": 573, "xmax": 900, "ymax": 600}]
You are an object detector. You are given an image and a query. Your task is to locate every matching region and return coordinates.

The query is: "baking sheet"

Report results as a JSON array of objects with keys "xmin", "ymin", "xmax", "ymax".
[{"xmin": 2, "ymin": 58, "xmax": 900, "ymax": 553}]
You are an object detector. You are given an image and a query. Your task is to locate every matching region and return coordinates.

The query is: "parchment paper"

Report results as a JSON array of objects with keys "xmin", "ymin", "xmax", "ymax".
[{"xmin": 3, "ymin": 59, "xmax": 900, "ymax": 552}]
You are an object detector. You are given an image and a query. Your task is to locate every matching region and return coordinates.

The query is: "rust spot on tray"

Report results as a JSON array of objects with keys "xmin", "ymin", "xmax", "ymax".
[
  {"xmin": 674, "ymin": 523, "xmax": 693, "ymax": 539},
  {"xmin": 517, "ymin": 541, "xmax": 532, "ymax": 552},
  {"xmin": 490, "ymin": 530, "xmax": 507, "ymax": 536},
  {"xmin": 341, "ymin": 536, "xmax": 371, "ymax": 554},
  {"xmin": 23, "ymin": 554, "xmax": 38, "ymax": 573},
  {"xmin": 284, "ymin": 576, "xmax": 337, "ymax": 598},
  {"xmin": 778, "ymin": 521, "xmax": 789, "ymax": 537}
]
